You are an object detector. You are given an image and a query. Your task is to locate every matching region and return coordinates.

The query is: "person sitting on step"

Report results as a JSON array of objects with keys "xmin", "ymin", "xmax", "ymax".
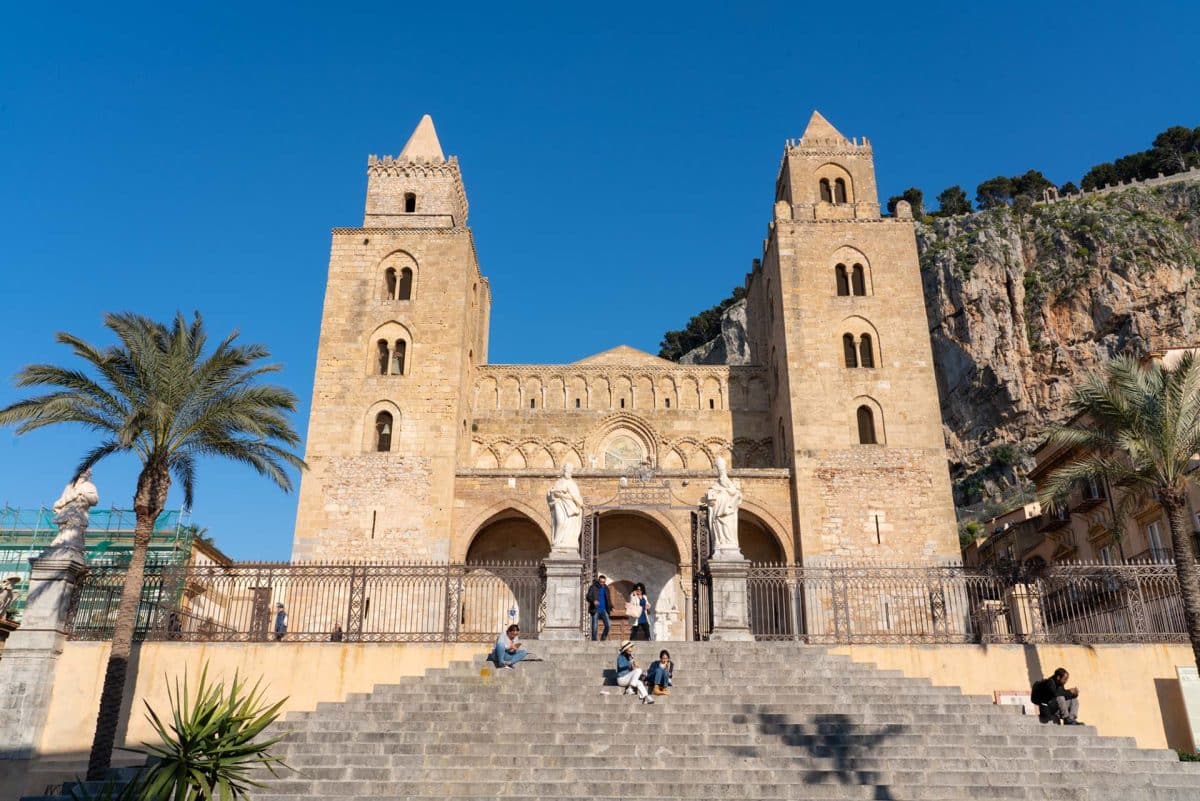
[
  {"xmin": 1031, "ymin": 667, "xmax": 1082, "ymax": 725},
  {"xmin": 646, "ymin": 649, "xmax": 673, "ymax": 696},
  {"xmin": 493, "ymin": 623, "xmax": 528, "ymax": 670},
  {"xmin": 616, "ymin": 640, "xmax": 654, "ymax": 704}
]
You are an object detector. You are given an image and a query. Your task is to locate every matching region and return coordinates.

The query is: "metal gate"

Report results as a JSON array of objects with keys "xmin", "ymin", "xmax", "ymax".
[{"xmin": 691, "ymin": 510, "xmax": 713, "ymax": 640}]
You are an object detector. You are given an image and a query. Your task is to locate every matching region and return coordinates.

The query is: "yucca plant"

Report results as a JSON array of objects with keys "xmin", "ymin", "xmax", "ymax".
[{"xmin": 137, "ymin": 665, "xmax": 290, "ymax": 800}]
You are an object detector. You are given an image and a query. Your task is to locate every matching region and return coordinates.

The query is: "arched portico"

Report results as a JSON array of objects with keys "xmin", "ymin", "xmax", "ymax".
[{"xmin": 595, "ymin": 511, "xmax": 687, "ymax": 641}]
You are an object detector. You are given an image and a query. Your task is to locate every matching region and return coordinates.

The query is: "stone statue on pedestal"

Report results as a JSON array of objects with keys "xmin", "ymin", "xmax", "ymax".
[
  {"xmin": 48, "ymin": 469, "xmax": 99, "ymax": 554},
  {"xmin": 0, "ymin": 576, "xmax": 21, "ymax": 620},
  {"xmin": 547, "ymin": 463, "xmax": 585, "ymax": 556},
  {"xmin": 703, "ymin": 457, "xmax": 743, "ymax": 560}
]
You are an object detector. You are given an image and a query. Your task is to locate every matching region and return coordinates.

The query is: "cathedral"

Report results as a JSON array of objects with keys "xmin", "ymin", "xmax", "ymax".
[{"xmin": 292, "ymin": 112, "xmax": 958, "ymax": 640}]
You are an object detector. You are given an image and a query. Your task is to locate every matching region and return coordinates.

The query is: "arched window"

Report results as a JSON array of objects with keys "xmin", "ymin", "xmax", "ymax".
[
  {"xmin": 843, "ymin": 334, "xmax": 858, "ymax": 368},
  {"xmin": 375, "ymin": 411, "xmax": 394, "ymax": 452},
  {"xmin": 851, "ymin": 264, "xmax": 866, "ymax": 296},
  {"xmin": 835, "ymin": 264, "xmax": 850, "ymax": 296},
  {"xmin": 404, "ymin": 193, "xmax": 417, "ymax": 213},
  {"xmin": 856, "ymin": 406, "xmax": 877, "ymax": 444},
  {"xmin": 819, "ymin": 179, "xmax": 833, "ymax": 203},
  {"xmin": 391, "ymin": 340, "xmax": 407, "ymax": 375},
  {"xmin": 398, "ymin": 267, "xmax": 413, "ymax": 300},
  {"xmin": 384, "ymin": 268, "xmax": 398, "ymax": 300},
  {"xmin": 376, "ymin": 340, "xmax": 390, "ymax": 375},
  {"xmin": 859, "ymin": 334, "xmax": 875, "ymax": 368},
  {"xmin": 834, "ymin": 178, "xmax": 848, "ymax": 204}
]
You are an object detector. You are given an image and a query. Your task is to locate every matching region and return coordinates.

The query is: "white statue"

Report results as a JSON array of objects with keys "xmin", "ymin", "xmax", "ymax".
[
  {"xmin": 547, "ymin": 463, "xmax": 585, "ymax": 556},
  {"xmin": 49, "ymin": 469, "xmax": 99, "ymax": 553},
  {"xmin": 703, "ymin": 457, "xmax": 743, "ymax": 560},
  {"xmin": 0, "ymin": 576, "xmax": 21, "ymax": 620}
]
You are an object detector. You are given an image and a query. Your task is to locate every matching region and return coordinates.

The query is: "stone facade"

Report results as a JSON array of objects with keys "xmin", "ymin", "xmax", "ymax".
[{"xmin": 293, "ymin": 112, "xmax": 959, "ymax": 605}]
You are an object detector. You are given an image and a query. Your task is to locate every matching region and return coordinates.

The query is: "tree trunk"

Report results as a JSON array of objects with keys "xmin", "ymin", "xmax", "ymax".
[
  {"xmin": 85, "ymin": 463, "xmax": 170, "ymax": 781},
  {"xmin": 1163, "ymin": 495, "xmax": 1200, "ymax": 673}
]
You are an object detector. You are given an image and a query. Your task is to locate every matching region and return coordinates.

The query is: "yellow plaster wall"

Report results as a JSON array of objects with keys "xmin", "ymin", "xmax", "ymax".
[
  {"xmin": 830, "ymin": 643, "xmax": 1196, "ymax": 752},
  {"xmin": 39, "ymin": 641, "xmax": 484, "ymax": 758}
]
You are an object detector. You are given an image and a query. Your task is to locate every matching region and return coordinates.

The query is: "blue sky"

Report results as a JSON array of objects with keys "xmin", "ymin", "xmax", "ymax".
[{"xmin": 1, "ymin": 2, "xmax": 1197, "ymax": 560}]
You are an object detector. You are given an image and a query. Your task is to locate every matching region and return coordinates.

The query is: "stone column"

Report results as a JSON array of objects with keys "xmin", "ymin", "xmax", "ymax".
[
  {"xmin": 1006, "ymin": 583, "xmax": 1045, "ymax": 641},
  {"xmin": 540, "ymin": 557, "xmax": 584, "ymax": 641},
  {"xmin": 0, "ymin": 549, "xmax": 89, "ymax": 760},
  {"xmin": 708, "ymin": 557, "xmax": 754, "ymax": 641}
]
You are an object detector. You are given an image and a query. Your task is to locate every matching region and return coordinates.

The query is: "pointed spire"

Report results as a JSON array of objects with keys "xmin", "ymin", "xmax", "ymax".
[
  {"xmin": 399, "ymin": 114, "xmax": 445, "ymax": 162},
  {"xmin": 800, "ymin": 110, "xmax": 847, "ymax": 144}
]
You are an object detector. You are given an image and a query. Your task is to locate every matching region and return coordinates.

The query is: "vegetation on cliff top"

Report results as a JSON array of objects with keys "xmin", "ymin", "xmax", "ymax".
[{"xmin": 658, "ymin": 285, "xmax": 745, "ymax": 361}]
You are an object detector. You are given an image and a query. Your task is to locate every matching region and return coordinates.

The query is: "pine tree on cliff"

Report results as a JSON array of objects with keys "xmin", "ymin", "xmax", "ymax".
[{"xmin": 0, "ymin": 312, "xmax": 306, "ymax": 779}]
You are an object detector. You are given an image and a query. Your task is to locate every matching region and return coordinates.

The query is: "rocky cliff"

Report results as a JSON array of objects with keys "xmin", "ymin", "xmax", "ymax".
[
  {"xmin": 680, "ymin": 179, "xmax": 1200, "ymax": 504},
  {"xmin": 680, "ymin": 298, "xmax": 753, "ymax": 365},
  {"xmin": 921, "ymin": 180, "xmax": 1200, "ymax": 502}
]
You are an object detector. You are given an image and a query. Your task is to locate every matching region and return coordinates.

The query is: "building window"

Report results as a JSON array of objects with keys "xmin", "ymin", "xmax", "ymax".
[
  {"xmin": 375, "ymin": 411, "xmax": 393, "ymax": 452},
  {"xmin": 620, "ymin": 398, "xmax": 626, "ymax": 409},
  {"xmin": 664, "ymin": 397, "xmax": 671, "ymax": 409},
  {"xmin": 843, "ymin": 334, "xmax": 858, "ymax": 368},
  {"xmin": 851, "ymin": 264, "xmax": 866, "ymax": 296},
  {"xmin": 391, "ymin": 340, "xmax": 407, "ymax": 375},
  {"xmin": 384, "ymin": 268, "xmax": 398, "ymax": 299},
  {"xmin": 819, "ymin": 178, "xmax": 832, "ymax": 203},
  {"xmin": 530, "ymin": 398, "xmax": 536, "ymax": 409},
  {"xmin": 709, "ymin": 398, "xmax": 715, "ymax": 410},
  {"xmin": 376, "ymin": 339, "xmax": 389, "ymax": 375},
  {"xmin": 835, "ymin": 264, "xmax": 850, "ymax": 296},
  {"xmin": 1146, "ymin": 521, "xmax": 1167, "ymax": 561},
  {"xmin": 856, "ymin": 405, "xmax": 877, "ymax": 444},
  {"xmin": 575, "ymin": 398, "xmax": 581, "ymax": 409},
  {"xmin": 834, "ymin": 178, "xmax": 848, "ymax": 204},
  {"xmin": 859, "ymin": 334, "xmax": 875, "ymax": 368},
  {"xmin": 398, "ymin": 267, "xmax": 413, "ymax": 300},
  {"xmin": 404, "ymin": 192, "xmax": 417, "ymax": 213},
  {"xmin": 1099, "ymin": 543, "xmax": 1116, "ymax": 565}
]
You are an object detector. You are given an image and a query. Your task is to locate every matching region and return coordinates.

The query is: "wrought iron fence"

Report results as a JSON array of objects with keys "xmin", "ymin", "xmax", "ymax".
[
  {"xmin": 67, "ymin": 561, "xmax": 546, "ymax": 643},
  {"xmin": 747, "ymin": 562, "xmax": 1192, "ymax": 644}
]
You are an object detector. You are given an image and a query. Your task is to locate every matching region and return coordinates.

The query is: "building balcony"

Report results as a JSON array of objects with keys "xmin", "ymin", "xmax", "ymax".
[
  {"xmin": 1037, "ymin": 507, "xmax": 1072, "ymax": 533},
  {"xmin": 1071, "ymin": 490, "xmax": 1107, "ymax": 513},
  {"xmin": 1128, "ymin": 547, "xmax": 1172, "ymax": 564}
]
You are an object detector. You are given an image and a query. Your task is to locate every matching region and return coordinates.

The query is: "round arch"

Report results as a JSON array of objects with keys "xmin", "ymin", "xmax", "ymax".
[
  {"xmin": 463, "ymin": 507, "xmax": 551, "ymax": 564},
  {"xmin": 595, "ymin": 510, "xmax": 686, "ymax": 641},
  {"xmin": 737, "ymin": 502, "xmax": 793, "ymax": 563},
  {"xmin": 361, "ymin": 400, "xmax": 401, "ymax": 452},
  {"xmin": 376, "ymin": 250, "xmax": 419, "ymax": 301}
]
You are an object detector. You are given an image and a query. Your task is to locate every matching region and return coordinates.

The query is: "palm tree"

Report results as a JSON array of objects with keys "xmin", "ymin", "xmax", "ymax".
[
  {"xmin": 0, "ymin": 312, "xmax": 305, "ymax": 779},
  {"xmin": 1038, "ymin": 353, "xmax": 1200, "ymax": 671}
]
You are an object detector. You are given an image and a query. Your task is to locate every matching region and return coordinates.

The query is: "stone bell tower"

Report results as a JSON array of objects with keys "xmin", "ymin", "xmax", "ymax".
[
  {"xmin": 754, "ymin": 111, "xmax": 958, "ymax": 563},
  {"xmin": 292, "ymin": 115, "xmax": 490, "ymax": 562}
]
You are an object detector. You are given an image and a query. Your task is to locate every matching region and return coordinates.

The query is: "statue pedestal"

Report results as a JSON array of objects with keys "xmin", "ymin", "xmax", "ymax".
[
  {"xmin": 540, "ymin": 558, "xmax": 584, "ymax": 641},
  {"xmin": 0, "ymin": 550, "xmax": 88, "ymax": 760},
  {"xmin": 708, "ymin": 557, "xmax": 754, "ymax": 641}
]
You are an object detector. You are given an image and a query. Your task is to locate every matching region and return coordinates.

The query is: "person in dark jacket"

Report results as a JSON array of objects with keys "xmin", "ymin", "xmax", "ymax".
[
  {"xmin": 646, "ymin": 649, "xmax": 674, "ymax": 695},
  {"xmin": 1031, "ymin": 667, "xmax": 1082, "ymax": 725},
  {"xmin": 586, "ymin": 574, "xmax": 614, "ymax": 641}
]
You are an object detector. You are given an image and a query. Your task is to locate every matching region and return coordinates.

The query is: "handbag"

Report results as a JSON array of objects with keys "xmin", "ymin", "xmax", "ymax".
[{"xmin": 624, "ymin": 599, "xmax": 641, "ymax": 619}]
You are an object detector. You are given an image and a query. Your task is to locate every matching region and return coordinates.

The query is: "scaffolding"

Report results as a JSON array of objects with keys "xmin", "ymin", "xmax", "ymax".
[{"xmin": 0, "ymin": 505, "xmax": 194, "ymax": 624}]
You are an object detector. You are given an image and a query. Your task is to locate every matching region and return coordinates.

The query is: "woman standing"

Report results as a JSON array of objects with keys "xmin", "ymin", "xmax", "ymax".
[{"xmin": 630, "ymin": 583, "xmax": 652, "ymax": 640}]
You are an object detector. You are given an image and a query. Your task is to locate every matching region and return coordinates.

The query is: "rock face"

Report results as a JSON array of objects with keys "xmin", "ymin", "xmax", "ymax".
[
  {"xmin": 677, "ymin": 180, "xmax": 1200, "ymax": 503},
  {"xmin": 920, "ymin": 181, "xmax": 1200, "ymax": 501},
  {"xmin": 680, "ymin": 298, "xmax": 753, "ymax": 365}
]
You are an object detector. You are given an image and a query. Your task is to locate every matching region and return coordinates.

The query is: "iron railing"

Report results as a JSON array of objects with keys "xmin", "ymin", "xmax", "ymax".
[
  {"xmin": 66, "ymin": 561, "xmax": 546, "ymax": 643},
  {"xmin": 747, "ymin": 562, "xmax": 1193, "ymax": 644}
]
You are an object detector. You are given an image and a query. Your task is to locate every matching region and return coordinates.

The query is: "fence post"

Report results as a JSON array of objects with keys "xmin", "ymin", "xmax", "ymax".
[{"xmin": 0, "ymin": 548, "xmax": 89, "ymax": 762}]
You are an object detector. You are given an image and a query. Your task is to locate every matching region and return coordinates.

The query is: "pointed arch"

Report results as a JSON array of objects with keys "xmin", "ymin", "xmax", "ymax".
[
  {"xmin": 378, "ymin": 250, "xmax": 418, "ymax": 301},
  {"xmin": 365, "ymin": 321, "xmax": 414, "ymax": 376},
  {"xmin": 852, "ymin": 395, "xmax": 886, "ymax": 445},
  {"xmin": 362, "ymin": 400, "xmax": 402, "ymax": 452}
]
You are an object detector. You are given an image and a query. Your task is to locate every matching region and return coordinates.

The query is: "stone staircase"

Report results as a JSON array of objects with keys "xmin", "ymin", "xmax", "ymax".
[{"xmin": 249, "ymin": 641, "xmax": 1198, "ymax": 801}]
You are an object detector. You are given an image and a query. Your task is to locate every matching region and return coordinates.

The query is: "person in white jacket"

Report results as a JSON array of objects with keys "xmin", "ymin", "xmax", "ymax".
[{"xmin": 615, "ymin": 640, "xmax": 653, "ymax": 704}]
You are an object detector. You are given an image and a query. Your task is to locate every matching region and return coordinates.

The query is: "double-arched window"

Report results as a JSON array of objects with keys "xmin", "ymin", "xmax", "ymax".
[
  {"xmin": 835, "ymin": 263, "xmax": 868, "ymax": 296},
  {"xmin": 383, "ymin": 267, "xmax": 414, "ymax": 300},
  {"xmin": 374, "ymin": 338, "xmax": 408, "ymax": 375},
  {"xmin": 842, "ymin": 332, "xmax": 876, "ymax": 368}
]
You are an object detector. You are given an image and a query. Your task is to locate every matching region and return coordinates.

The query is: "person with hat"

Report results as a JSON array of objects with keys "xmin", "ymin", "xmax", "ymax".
[
  {"xmin": 616, "ymin": 640, "xmax": 654, "ymax": 704},
  {"xmin": 586, "ymin": 573, "xmax": 613, "ymax": 641},
  {"xmin": 272, "ymin": 602, "xmax": 288, "ymax": 641}
]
